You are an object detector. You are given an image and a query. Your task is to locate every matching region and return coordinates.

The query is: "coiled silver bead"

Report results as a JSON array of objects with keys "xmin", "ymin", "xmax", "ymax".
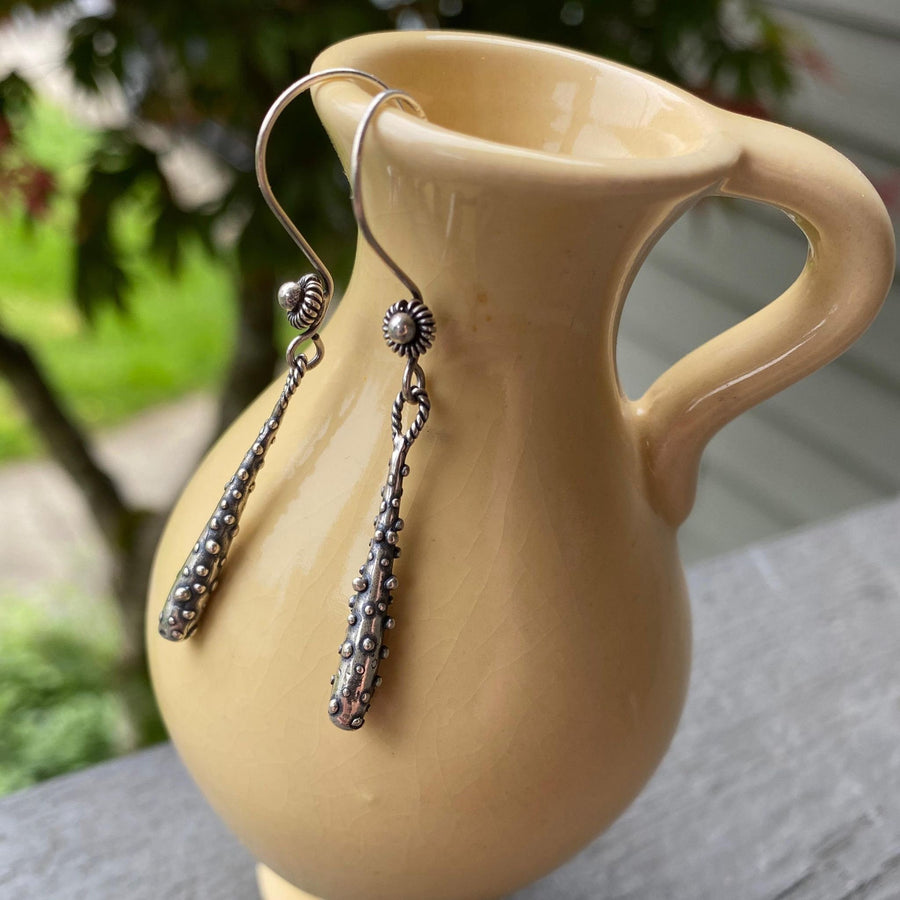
[{"xmin": 278, "ymin": 273, "xmax": 326, "ymax": 333}]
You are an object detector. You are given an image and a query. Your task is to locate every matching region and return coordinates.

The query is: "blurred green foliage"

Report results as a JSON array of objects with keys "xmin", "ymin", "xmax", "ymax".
[
  {"xmin": 0, "ymin": 100, "xmax": 235, "ymax": 460},
  {"xmin": 0, "ymin": 597, "xmax": 132, "ymax": 795}
]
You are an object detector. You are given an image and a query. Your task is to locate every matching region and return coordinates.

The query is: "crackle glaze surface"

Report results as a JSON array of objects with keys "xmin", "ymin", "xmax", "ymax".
[{"xmin": 147, "ymin": 31, "xmax": 893, "ymax": 900}]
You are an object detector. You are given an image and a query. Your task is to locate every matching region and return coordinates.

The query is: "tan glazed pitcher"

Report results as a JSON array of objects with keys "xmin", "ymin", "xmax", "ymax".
[{"xmin": 147, "ymin": 31, "xmax": 895, "ymax": 900}]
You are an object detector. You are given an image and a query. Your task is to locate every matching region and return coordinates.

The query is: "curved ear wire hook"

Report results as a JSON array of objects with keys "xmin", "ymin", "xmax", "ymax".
[
  {"xmin": 255, "ymin": 68, "xmax": 389, "ymax": 310},
  {"xmin": 350, "ymin": 88, "xmax": 428, "ymax": 301}
]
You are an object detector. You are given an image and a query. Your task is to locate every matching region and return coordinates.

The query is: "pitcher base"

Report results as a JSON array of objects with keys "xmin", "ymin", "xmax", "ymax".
[{"xmin": 257, "ymin": 864, "xmax": 325, "ymax": 900}]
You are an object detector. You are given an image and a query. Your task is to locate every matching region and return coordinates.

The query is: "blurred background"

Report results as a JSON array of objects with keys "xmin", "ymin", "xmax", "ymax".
[{"xmin": 0, "ymin": 0, "xmax": 896, "ymax": 796}]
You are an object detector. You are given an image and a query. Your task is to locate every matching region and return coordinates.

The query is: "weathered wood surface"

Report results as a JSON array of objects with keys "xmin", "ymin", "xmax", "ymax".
[{"xmin": 2, "ymin": 495, "xmax": 898, "ymax": 899}]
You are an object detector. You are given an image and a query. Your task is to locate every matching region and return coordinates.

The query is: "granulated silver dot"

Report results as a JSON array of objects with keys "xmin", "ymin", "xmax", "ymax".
[
  {"xmin": 167, "ymin": 615, "xmax": 176, "ymax": 625},
  {"xmin": 183, "ymin": 610, "xmax": 195, "ymax": 620},
  {"xmin": 348, "ymin": 597, "xmax": 356, "ymax": 608},
  {"xmin": 375, "ymin": 676, "xmax": 383, "ymax": 687},
  {"xmin": 386, "ymin": 310, "xmax": 416, "ymax": 344},
  {"xmin": 391, "ymin": 498, "xmax": 400, "ymax": 508},
  {"xmin": 195, "ymin": 565, "xmax": 209, "ymax": 576},
  {"xmin": 205, "ymin": 540, "xmax": 220, "ymax": 555},
  {"xmin": 340, "ymin": 642, "xmax": 353, "ymax": 658},
  {"xmin": 330, "ymin": 675, "xmax": 335, "ymax": 685},
  {"xmin": 377, "ymin": 602, "xmax": 387, "ymax": 613},
  {"xmin": 231, "ymin": 489, "xmax": 242, "ymax": 499},
  {"xmin": 328, "ymin": 698, "xmax": 340, "ymax": 714},
  {"xmin": 361, "ymin": 692, "xmax": 370, "ymax": 703},
  {"xmin": 384, "ymin": 575, "xmax": 398, "ymax": 590},
  {"xmin": 350, "ymin": 717, "xmax": 364, "ymax": 728},
  {"xmin": 356, "ymin": 665, "xmax": 365, "ymax": 675},
  {"xmin": 385, "ymin": 617, "xmax": 396, "ymax": 629},
  {"xmin": 394, "ymin": 519, "xmax": 405, "ymax": 531},
  {"xmin": 380, "ymin": 646, "xmax": 390, "ymax": 659},
  {"xmin": 362, "ymin": 637, "xmax": 376, "ymax": 652},
  {"xmin": 347, "ymin": 613, "xmax": 357, "ymax": 625},
  {"xmin": 238, "ymin": 469, "xmax": 249, "ymax": 482},
  {"xmin": 342, "ymin": 687, "xmax": 350, "ymax": 697},
  {"xmin": 364, "ymin": 604, "xmax": 375, "ymax": 616},
  {"xmin": 209, "ymin": 518, "xmax": 219, "ymax": 530},
  {"xmin": 374, "ymin": 530, "xmax": 385, "ymax": 541},
  {"xmin": 278, "ymin": 281, "xmax": 302, "ymax": 310},
  {"xmin": 174, "ymin": 586, "xmax": 191, "ymax": 601},
  {"xmin": 380, "ymin": 558, "xmax": 390, "ymax": 568},
  {"xmin": 220, "ymin": 500, "xmax": 228, "ymax": 509},
  {"xmin": 386, "ymin": 531, "xmax": 398, "ymax": 544},
  {"xmin": 193, "ymin": 583, "xmax": 206, "ymax": 594},
  {"xmin": 253, "ymin": 444, "xmax": 263, "ymax": 456},
  {"xmin": 352, "ymin": 576, "xmax": 368, "ymax": 592},
  {"xmin": 400, "ymin": 465, "xmax": 410, "ymax": 476},
  {"xmin": 170, "ymin": 630, "xmax": 184, "ymax": 640},
  {"xmin": 182, "ymin": 566, "xmax": 190, "ymax": 577},
  {"xmin": 223, "ymin": 514, "xmax": 236, "ymax": 525}
]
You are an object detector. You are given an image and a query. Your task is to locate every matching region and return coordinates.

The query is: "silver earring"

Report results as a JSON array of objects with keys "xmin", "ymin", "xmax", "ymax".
[
  {"xmin": 327, "ymin": 89, "xmax": 434, "ymax": 730},
  {"xmin": 158, "ymin": 69, "xmax": 390, "ymax": 642}
]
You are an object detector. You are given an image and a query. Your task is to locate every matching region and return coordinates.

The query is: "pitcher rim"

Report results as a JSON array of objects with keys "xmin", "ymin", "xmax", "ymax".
[{"xmin": 312, "ymin": 30, "xmax": 741, "ymax": 188}]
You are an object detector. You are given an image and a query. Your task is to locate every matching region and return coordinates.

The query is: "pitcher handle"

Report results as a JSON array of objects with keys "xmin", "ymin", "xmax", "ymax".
[{"xmin": 630, "ymin": 113, "xmax": 895, "ymax": 526}]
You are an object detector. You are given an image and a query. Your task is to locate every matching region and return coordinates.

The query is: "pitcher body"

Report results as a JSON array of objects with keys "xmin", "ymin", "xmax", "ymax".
[{"xmin": 147, "ymin": 30, "xmax": 893, "ymax": 900}]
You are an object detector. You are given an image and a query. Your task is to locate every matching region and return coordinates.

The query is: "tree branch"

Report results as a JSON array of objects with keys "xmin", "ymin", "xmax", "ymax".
[{"xmin": 0, "ymin": 323, "xmax": 135, "ymax": 548}]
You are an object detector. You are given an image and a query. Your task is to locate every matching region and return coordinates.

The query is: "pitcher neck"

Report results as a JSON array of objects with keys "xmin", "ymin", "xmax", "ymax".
[{"xmin": 342, "ymin": 169, "xmax": 693, "ymax": 357}]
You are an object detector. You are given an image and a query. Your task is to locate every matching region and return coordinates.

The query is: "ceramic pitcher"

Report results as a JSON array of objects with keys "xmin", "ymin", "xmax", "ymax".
[{"xmin": 147, "ymin": 31, "xmax": 894, "ymax": 900}]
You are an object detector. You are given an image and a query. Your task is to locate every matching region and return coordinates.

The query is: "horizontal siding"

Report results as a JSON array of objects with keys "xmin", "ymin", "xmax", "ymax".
[
  {"xmin": 774, "ymin": 8, "xmax": 900, "ymax": 163},
  {"xmin": 618, "ymin": 181, "xmax": 900, "ymax": 561},
  {"xmin": 769, "ymin": 0, "xmax": 900, "ymax": 35}
]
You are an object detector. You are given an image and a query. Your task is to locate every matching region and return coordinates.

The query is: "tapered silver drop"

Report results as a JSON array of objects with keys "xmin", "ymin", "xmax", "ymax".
[
  {"xmin": 328, "ymin": 383, "xmax": 430, "ymax": 729},
  {"xmin": 158, "ymin": 365, "xmax": 303, "ymax": 641}
]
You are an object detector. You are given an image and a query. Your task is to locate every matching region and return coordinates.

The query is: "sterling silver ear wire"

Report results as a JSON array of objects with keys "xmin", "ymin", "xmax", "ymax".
[
  {"xmin": 327, "ymin": 88, "xmax": 435, "ymax": 730},
  {"xmin": 158, "ymin": 68, "xmax": 389, "ymax": 642}
]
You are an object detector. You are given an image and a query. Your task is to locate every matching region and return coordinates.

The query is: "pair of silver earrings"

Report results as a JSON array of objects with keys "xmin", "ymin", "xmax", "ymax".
[{"xmin": 158, "ymin": 69, "xmax": 434, "ymax": 731}]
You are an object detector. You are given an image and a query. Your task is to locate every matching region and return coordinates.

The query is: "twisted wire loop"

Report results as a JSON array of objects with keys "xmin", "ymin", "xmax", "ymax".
[{"xmin": 391, "ymin": 387, "xmax": 431, "ymax": 445}]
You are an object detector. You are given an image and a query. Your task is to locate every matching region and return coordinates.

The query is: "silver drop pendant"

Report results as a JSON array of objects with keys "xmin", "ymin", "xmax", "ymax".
[
  {"xmin": 328, "ymin": 299, "xmax": 434, "ymax": 729},
  {"xmin": 158, "ymin": 277, "xmax": 326, "ymax": 642},
  {"xmin": 157, "ymin": 366, "xmax": 301, "ymax": 641},
  {"xmin": 328, "ymin": 382, "xmax": 430, "ymax": 729}
]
